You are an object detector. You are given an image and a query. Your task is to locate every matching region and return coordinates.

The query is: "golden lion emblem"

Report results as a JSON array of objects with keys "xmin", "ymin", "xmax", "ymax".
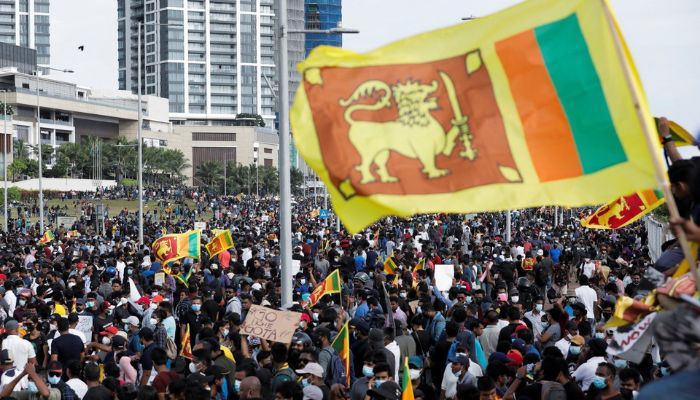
[
  {"xmin": 155, "ymin": 238, "xmax": 174, "ymax": 261},
  {"xmin": 339, "ymin": 75, "xmax": 477, "ymax": 184}
]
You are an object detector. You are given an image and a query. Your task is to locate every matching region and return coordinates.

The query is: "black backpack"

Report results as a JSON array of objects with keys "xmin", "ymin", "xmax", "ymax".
[{"xmin": 322, "ymin": 348, "xmax": 348, "ymax": 387}]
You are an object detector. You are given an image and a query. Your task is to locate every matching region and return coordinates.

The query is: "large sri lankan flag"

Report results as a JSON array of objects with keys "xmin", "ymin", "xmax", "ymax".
[
  {"xmin": 581, "ymin": 189, "xmax": 664, "ymax": 230},
  {"xmin": 290, "ymin": 0, "xmax": 661, "ymax": 233},
  {"xmin": 152, "ymin": 230, "xmax": 201, "ymax": 265}
]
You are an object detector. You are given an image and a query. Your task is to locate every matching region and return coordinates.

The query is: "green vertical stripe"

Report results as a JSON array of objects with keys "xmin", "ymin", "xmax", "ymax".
[
  {"xmin": 653, "ymin": 189, "xmax": 664, "ymax": 200},
  {"xmin": 188, "ymin": 232, "xmax": 199, "ymax": 254},
  {"xmin": 534, "ymin": 14, "xmax": 627, "ymax": 174}
]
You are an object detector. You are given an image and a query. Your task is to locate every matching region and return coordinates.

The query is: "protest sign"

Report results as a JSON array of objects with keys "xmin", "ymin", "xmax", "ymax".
[
  {"xmin": 194, "ymin": 222, "xmax": 207, "ymax": 231},
  {"xmin": 434, "ymin": 264, "xmax": 454, "ymax": 292},
  {"xmin": 608, "ymin": 312, "xmax": 656, "ymax": 363},
  {"xmin": 292, "ymin": 259, "xmax": 301, "ymax": 276},
  {"xmin": 154, "ymin": 272, "xmax": 165, "ymax": 287},
  {"xmin": 76, "ymin": 315, "xmax": 93, "ymax": 342},
  {"xmin": 241, "ymin": 304, "xmax": 301, "ymax": 343}
]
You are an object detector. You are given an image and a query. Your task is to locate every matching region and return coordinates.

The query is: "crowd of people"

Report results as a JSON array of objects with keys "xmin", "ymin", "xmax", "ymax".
[{"xmin": 0, "ymin": 122, "xmax": 695, "ymax": 400}]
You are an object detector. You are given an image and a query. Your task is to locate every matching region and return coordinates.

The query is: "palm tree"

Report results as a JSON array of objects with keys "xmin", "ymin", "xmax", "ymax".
[{"xmin": 196, "ymin": 161, "xmax": 223, "ymax": 190}]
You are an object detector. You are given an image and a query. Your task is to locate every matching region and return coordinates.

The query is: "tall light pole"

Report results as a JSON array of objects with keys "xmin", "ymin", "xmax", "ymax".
[
  {"xmin": 277, "ymin": 3, "xmax": 359, "ymax": 305},
  {"xmin": 1, "ymin": 90, "xmax": 7, "ymax": 232},
  {"xmin": 136, "ymin": 21, "xmax": 183, "ymax": 247},
  {"xmin": 35, "ymin": 67, "xmax": 73, "ymax": 233}
]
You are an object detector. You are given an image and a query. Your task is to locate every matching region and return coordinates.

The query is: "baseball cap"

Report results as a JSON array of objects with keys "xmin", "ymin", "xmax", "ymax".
[
  {"xmin": 152, "ymin": 295, "xmax": 164, "ymax": 303},
  {"xmin": 124, "ymin": 316, "xmax": 139, "ymax": 326},
  {"xmin": 367, "ymin": 381, "xmax": 401, "ymax": 400},
  {"xmin": 408, "ymin": 355, "xmax": 423, "ymax": 369},
  {"xmin": 136, "ymin": 296, "xmax": 150, "ymax": 306},
  {"xmin": 47, "ymin": 360, "xmax": 63, "ymax": 374},
  {"xmin": 204, "ymin": 365, "xmax": 229, "ymax": 378},
  {"xmin": 570, "ymin": 335, "xmax": 585, "ymax": 346},
  {"xmin": 511, "ymin": 339, "xmax": 526, "ymax": 354},
  {"xmin": 0, "ymin": 349, "xmax": 13, "ymax": 365},
  {"xmin": 448, "ymin": 354, "xmax": 469, "ymax": 366},
  {"xmin": 295, "ymin": 362, "xmax": 323, "ymax": 378},
  {"xmin": 4, "ymin": 320, "xmax": 18, "ymax": 331},
  {"xmin": 100, "ymin": 326, "xmax": 118, "ymax": 335},
  {"xmin": 302, "ymin": 385, "xmax": 323, "ymax": 400},
  {"xmin": 507, "ymin": 349, "xmax": 524, "ymax": 366},
  {"xmin": 111, "ymin": 335, "xmax": 127, "ymax": 348}
]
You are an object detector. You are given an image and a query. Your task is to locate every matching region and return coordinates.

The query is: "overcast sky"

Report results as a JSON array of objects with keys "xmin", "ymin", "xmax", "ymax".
[{"xmin": 49, "ymin": 0, "xmax": 700, "ymax": 136}]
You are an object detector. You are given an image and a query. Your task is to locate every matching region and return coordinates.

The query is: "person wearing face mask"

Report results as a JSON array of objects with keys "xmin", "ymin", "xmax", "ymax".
[
  {"xmin": 589, "ymin": 363, "xmax": 623, "ymax": 400},
  {"xmin": 572, "ymin": 338, "xmax": 609, "ymax": 391},
  {"xmin": 524, "ymin": 297, "xmax": 545, "ymax": 338},
  {"xmin": 136, "ymin": 296, "xmax": 155, "ymax": 329},
  {"xmin": 181, "ymin": 297, "xmax": 204, "ymax": 349},
  {"xmin": 0, "ymin": 362, "xmax": 57, "ymax": 399},
  {"xmin": 441, "ymin": 354, "xmax": 476, "ymax": 400},
  {"xmin": 407, "ymin": 356, "xmax": 435, "ymax": 400},
  {"xmin": 295, "ymin": 362, "xmax": 329, "ymax": 399},
  {"xmin": 350, "ymin": 353, "xmax": 378, "ymax": 400},
  {"xmin": 618, "ymin": 367, "xmax": 640, "ymax": 398},
  {"xmin": 2, "ymin": 319, "xmax": 36, "ymax": 389},
  {"xmin": 45, "ymin": 360, "xmax": 79, "ymax": 400}
]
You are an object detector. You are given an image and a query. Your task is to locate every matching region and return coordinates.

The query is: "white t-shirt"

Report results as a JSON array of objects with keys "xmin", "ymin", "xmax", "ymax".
[
  {"xmin": 582, "ymin": 261, "xmax": 595, "ymax": 278},
  {"xmin": 2, "ymin": 335, "xmax": 36, "ymax": 389},
  {"xmin": 66, "ymin": 378, "xmax": 88, "ymax": 399},
  {"xmin": 53, "ymin": 328, "xmax": 87, "ymax": 344},
  {"xmin": 575, "ymin": 285, "xmax": 598, "ymax": 319}
]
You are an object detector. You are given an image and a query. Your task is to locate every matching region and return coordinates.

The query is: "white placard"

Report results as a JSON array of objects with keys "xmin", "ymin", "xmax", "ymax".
[
  {"xmin": 434, "ymin": 264, "xmax": 454, "ymax": 292},
  {"xmin": 292, "ymin": 259, "xmax": 301, "ymax": 276},
  {"xmin": 242, "ymin": 248, "xmax": 253, "ymax": 265},
  {"xmin": 194, "ymin": 221, "xmax": 207, "ymax": 231},
  {"xmin": 76, "ymin": 315, "xmax": 93, "ymax": 342},
  {"xmin": 57, "ymin": 216, "xmax": 76, "ymax": 228}
]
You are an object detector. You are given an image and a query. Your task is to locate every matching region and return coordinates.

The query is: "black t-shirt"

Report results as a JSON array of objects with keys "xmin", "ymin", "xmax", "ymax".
[
  {"xmin": 202, "ymin": 299, "xmax": 221, "ymax": 321},
  {"xmin": 141, "ymin": 342, "xmax": 157, "ymax": 371},
  {"xmin": 83, "ymin": 384, "xmax": 113, "ymax": 400},
  {"xmin": 499, "ymin": 261, "xmax": 517, "ymax": 283},
  {"xmin": 51, "ymin": 333, "xmax": 84, "ymax": 365}
]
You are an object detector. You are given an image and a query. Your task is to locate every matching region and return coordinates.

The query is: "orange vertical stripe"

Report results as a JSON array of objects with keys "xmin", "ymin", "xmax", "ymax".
[
  {"xmin": 640, "ymin": 190, "xmax": 657, "ymax": 206},
  {"xmin": 496, "ymin": 30, "xmax": 583, "ymax": 181}
]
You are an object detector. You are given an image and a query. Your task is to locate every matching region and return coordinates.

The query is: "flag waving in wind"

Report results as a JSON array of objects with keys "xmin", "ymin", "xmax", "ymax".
[
  {"xmin": 384, "ymin": 253, "xmax": 398, "ymax": 275},
  {"xmin": 331, "ymin": 321, "xmax": 350, "ymax": 387},
  {"xmin": 309, "ymin": 269, "xmax": 342, "ymax": 306},
  {"xmin": 291, "ymin": 0, "xmax": 659, "ymax": 233},
  {"xmin": 39, "ymin": 230, "xmax": 54, "ymax": 245},
  {"xmin": 206, "ymin": 229, "xmax": 234, "ymax": 258},
  {"xmin": 152, "ymin": 230, "xmax": 201, "ymax": 265},
  {"xmin": 581, "ymin": 189, "xmax": 664, "ymax": 230},
  {"xmin": 401, "ymin": 357, "xmax": 415, "ymax": 400}
]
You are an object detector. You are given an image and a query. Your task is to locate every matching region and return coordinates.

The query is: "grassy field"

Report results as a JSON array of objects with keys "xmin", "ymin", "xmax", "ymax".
[{"xmin": 4, "ymin": 198, "xmax": 215, "ymax": 226}]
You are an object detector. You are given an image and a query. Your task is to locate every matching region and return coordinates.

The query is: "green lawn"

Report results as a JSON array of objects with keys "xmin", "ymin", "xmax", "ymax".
[{"xmin": 4, "ymin": 198, "xmax": 215, "ymax": 226}]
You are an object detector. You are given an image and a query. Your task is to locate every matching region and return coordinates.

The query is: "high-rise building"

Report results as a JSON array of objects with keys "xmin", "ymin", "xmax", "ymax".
[
  {"xmin": 0, "ymin": 0, "xmax": 50, "ymax": 72},
  {"xmin": 118, "ymin": 0, "xmax": 304, "ymax": 126},
  {"xmin": 304, "ymin": 0, "xmax": 341, "ymax": 56}
]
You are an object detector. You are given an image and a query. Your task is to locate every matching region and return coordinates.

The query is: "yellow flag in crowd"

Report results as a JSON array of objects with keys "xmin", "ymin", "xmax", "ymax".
[{"xmin": 291, "ymin": 0, "xmax": 659, "ymax": 233}]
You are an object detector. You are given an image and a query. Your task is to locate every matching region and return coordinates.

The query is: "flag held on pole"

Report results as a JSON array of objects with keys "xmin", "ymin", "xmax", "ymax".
[
  {"xmin": 331, "ymin": 321, "xmax": 351, "ymax": 387},
  {"xmin": 39, "ymin": 230, "xmax": 54, "ymax": 245},
  {"xmin": 309, "ymin": 269, "xmax": 342, "ymax": 306},
  {"xmin": 152, "ymin": 230, "xmax": 201, "ymax": 265},
  {"xmin": 580, "ymin": 189, "xmax": 664, "ymax": 230},
  {"xmin": 291, "ymin": 0, "xmax": 659, "ymax": 233},
  {"xmin": 206, "ymin": 229, "xmax": 234, "ymax": 258}
]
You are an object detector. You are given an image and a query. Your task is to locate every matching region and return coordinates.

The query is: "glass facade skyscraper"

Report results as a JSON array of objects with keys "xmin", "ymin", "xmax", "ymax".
[
  {"xmin": 118, "ymin": 0, "xmax": 305, "ymax": 125},
  {"xmin": 0, "ymin": 0, "xmax": 49, "ymax": 72},
  {"xmin": 304, "ymin": 0, "xmax": 341, "ymax": 56}
]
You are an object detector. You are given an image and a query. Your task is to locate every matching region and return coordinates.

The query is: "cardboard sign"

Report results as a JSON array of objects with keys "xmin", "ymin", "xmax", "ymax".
[
  {"xmin": 76, "ymin": 315, "xmax": 93, "ymax": 342},
  {"xmin": 434, "ymin": 264, "xmax": 454, "ymax": 292},
  {"xmin": 57, "ymin": 216, "xmax": 76, "ymax": 228},
  {"xmin": 154, "ymin": 272, "xmax": 165, "ymax": 287},
  {"xmin": 292, "ymin": 259, "xmax": 301, "ymax": 276},
  {"xmin": 240, "ymin": 304, "xmax": 301, "ymax": 344},
  {"xmin": 194, "ymin": 222, "xmax": 207, "ymax": 231}
]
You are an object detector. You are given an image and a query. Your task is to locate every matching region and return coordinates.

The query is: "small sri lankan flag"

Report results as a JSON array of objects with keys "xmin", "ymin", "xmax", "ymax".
[
  {"xmin": 401, "ymin": 357, "xmax": 415, "ymax": 400},
  {"xmin": 581, "ymin": 189, "xmax": 664, "ymax": 230},
  {"xmin": 39, "ymin": 230, "xmax": 54, "ymax": 245},
  {"xmin": 206, "ymin": 229, "xmax": 234, "ymax": 258},
  {"xmin": 384, "ymin": 252, "xmax": 398, "ymax": 275},
  {"xmin": 331, "ymin": 321, "xmax": 351, "ymax": 387},
  {"xmin": 309, "ymin": 269, "xmax": 342, "ymax": 306},
  {"xmin": 180, "ymin": 323, "xmax": 193, "ymax": 359}
]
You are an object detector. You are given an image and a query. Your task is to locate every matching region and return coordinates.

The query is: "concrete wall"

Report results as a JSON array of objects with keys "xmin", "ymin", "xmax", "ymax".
[{"xmin": 8, "ymin": 178, "xmax": 117, "ymax": 191}]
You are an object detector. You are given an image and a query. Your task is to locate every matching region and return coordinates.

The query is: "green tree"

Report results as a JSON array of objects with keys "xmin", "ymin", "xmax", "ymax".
[
  {"xmin": 235, "ymin": 113, "xmax": 265, "ymax": 127},
  {"xmin": 291, "ymin": 168, "xmax": 303, "ymax": 196},
  {"xmin": 196, "ymin": 161, "xmax": 223, "ymax": 190}
]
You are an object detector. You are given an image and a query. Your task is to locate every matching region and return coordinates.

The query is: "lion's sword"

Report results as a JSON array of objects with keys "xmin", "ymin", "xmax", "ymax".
[{"xmin": 438, "ymin": 71, "xmax": 477, "ymax": 160}]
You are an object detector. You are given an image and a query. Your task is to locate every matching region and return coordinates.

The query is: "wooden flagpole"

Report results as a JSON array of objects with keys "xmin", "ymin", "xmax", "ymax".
[{"xmin": 600, "ymin": 0, "xmax": 700, "ymax": 291}]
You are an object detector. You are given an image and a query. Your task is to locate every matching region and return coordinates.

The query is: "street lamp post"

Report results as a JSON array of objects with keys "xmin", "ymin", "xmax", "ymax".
[
  {"xmin": 135, "ymin": 21, "xmax": 183, "ymax": 247},
  {"xmin": 35, "ymin": 68, "xmax": 73, "ymax": 233},
  {"xmin": 277, "ymin": 2, "xmax": 359, "ymax": 306},
  {"xmin": 1, "ymin": 90, "xmax": 7, "ymax": 232}
]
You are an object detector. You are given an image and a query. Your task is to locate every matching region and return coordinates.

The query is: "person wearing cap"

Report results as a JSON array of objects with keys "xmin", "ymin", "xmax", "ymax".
[
  {"xmin": 302, "ymin": 384, "xmax": 323, "ymax": 400},
  {"xmin": 46, "ymin": 360, "xmax": 79, "ymax": 400},
  {"xmin": 572, "ymin": 338, "xmax": 609, "ymax": 391},
  {"xmin": 124, "ymin": 315, "xmax": 144, "ymax": 354},
  {"xmin": 205, "ymin": 365, "xmax": 230, "ymax": 400},
  {"xmin": 2, "ymin": 319, "xmax": 36, "ymax": 389},
  {"xmin": 0, "ymin": 349, "xmax": 18, "ymax": 391},
  {"xmin": 407, "ymin": 355, "xmax": 435, "ymax": 400},
  {"xmin": 441, "ymin": 354, "xmax": 476, "ymax": 399},
  {"xmin": 135, "ymin": 296, "xmax": 154, "ymax": 329},
  {"xmin": 50, "ymin": 318, "xmax": 84, "ymax": 367},
  {"xmin": 295, "ymin": 362, "xmax": 329, "ymax": 400},
  {"xmin": 0, "ymin": 362, "xmax": 56, "ymax": 400},
  {"xmin": 365, "ymin": 380, "xmax": 401, "ymax": 400}
]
